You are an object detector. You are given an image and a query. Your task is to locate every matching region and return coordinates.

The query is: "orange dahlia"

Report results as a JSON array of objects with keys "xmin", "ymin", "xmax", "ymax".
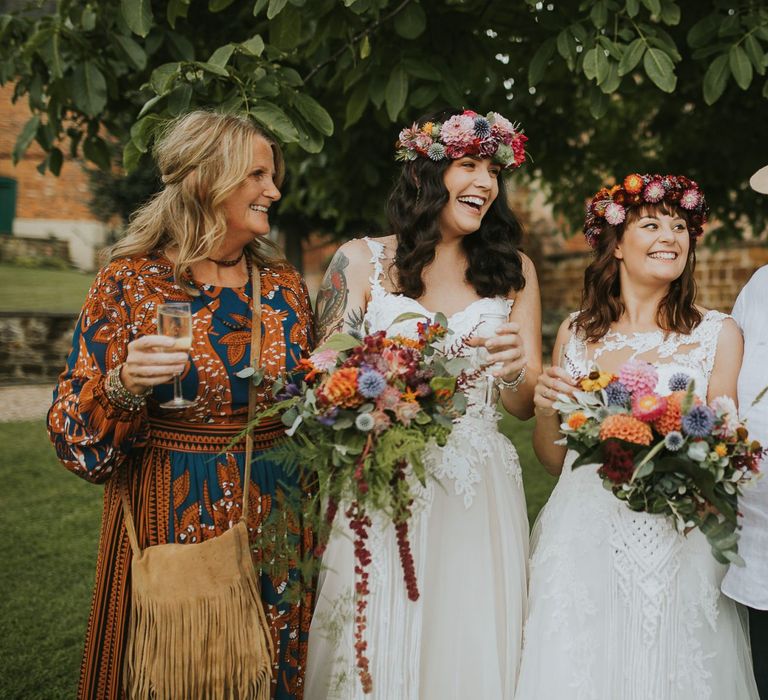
[
  {"xmin": 319, "ymin": 367, "xmax": 363, "ymax": 408},
  {"xmin": 653, "ymin": 390, "xmax": 689, "ymax": 435},
  {"xmin": 623, "ymin": 173, "xmax": 644, "ymax": 194},
  {"xmin": 567, "ymin": 412, "xmax": 587, "ymax": 429},
  {"xmin": 600, "ymin": 414, "xmax": 652, "ymax": 445}
]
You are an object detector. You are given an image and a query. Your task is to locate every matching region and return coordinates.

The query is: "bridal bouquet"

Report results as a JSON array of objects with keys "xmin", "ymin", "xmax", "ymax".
[
  {"xmin": 247, "ymin": 313, "xmax": 469, "ymax": 693},
  {"xmin": 554, "ymin": 359, "xmax": 763, "ymax": 565}
]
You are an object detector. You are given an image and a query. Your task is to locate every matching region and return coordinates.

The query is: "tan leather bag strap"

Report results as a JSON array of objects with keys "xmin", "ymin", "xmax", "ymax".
[
  {"xmin": 120, "ymin": 257, "xmax": 262, "ymax": 554},
  {"xmin": 242, "ymin": 257, "xmax": 262, "ymax": 524}
]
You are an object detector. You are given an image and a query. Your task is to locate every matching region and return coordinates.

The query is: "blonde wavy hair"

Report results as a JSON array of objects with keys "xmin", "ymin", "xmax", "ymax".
[{"xmin": 110, "ymin": 110, "xmax": 285, "ymax": 289}]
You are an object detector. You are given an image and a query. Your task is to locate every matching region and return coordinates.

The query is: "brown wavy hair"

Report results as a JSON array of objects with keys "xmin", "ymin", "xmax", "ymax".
[
  {"xmin": 572, "ymin": 202, "xmax": 702, "ymax": 342},
  {"xmin": 386, "ymin": 109, "xmax": 526, "ymax": 299}
]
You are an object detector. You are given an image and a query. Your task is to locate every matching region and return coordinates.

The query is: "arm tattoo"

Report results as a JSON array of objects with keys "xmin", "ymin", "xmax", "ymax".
[
  {"xmin": 346, "ymin": 306, "xmax": 365, "ymax": 339},
  {"xmin": 315, "ymin": 251, "xmax": 350, "ymax": 343}
]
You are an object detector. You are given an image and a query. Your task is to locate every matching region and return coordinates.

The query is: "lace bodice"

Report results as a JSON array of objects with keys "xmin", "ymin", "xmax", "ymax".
[
  {"xmin": 562, "ymin": 309, "xmax": 729, "ymax": 399},
  {"xmin": 361, "ymin": 237, "xmax": 523, "ymax": 505}
]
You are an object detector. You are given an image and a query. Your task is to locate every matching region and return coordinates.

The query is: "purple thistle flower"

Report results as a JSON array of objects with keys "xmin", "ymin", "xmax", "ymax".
[
  {"xmin": 682, "ymin": 405, "xmax": 716, "ymax": 438},
  {"xmin": 668, "ymin": 372, "xmax": 691, "ymax": 392},
  {"xmin": 605, "ymin": 381, "xmax": 631, "ymax": 407},
  {"xmin": 358, "ymin": 369, "xmax": 387, "ymax": 399}
]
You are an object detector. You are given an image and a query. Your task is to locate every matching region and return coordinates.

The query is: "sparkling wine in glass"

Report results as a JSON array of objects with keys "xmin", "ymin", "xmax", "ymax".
[
  {"xmin": 157, "ymin": 302, "xmax": 195, "ymax": 409},
  {"xmin": 475, "ymin": 311, "xmax": 509, "ymax": 406}
]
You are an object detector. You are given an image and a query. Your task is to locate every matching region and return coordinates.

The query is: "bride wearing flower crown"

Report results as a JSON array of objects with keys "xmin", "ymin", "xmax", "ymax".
[
  {"xmin": 304, "ymin": 109, "xmax": 541, "ymax": 699},
  {"xmin": 515, "ymin": 174, "xmax": 758, "ymax": 699}
]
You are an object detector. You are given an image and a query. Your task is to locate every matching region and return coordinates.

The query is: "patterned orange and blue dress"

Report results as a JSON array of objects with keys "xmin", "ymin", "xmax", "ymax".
[{"xmin": 47, "ymin": 252, "xmax": 314, "ymax": 700}]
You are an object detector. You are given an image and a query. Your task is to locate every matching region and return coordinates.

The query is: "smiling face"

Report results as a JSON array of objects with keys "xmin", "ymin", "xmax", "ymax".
[
  {"xmin": 437, "ymin": 156, "xmax": 500, "ymax": 239},
  {"xmin": 221, "ymin": 136, "xmax": 281, "ymax": 247},
  {"xmin": 614, "ymin": 207, "xmax": 691, "ymax": 287}
]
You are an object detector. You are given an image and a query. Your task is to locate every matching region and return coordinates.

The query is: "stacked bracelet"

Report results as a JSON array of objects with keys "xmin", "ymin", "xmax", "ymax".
[
  {"xmin": 105, "ymin": 365, "xmax": 149, "ymax": 412},
  {"xmin": 497, "ymin": 365, "xmax": 527, "ymax": 392}
]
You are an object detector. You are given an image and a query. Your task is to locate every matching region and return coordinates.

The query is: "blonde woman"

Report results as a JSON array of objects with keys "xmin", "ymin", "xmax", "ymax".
[{"xmin": 47, "ymin": 111, "xmax": 314, "ymax": 699}]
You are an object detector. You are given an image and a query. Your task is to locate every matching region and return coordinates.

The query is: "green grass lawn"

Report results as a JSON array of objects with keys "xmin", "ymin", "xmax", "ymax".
[
  {"xmin": 0, "ymin": 264, "xmax": 94, "ymax": 312},
  {"xmin": 0, "ymin": 417, "xmax": 555, "ymax": 698}
]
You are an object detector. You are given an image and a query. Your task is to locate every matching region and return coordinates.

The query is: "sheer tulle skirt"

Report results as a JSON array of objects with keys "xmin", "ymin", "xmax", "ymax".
[
  {"xmin": 305, "ymin": 427, "xmax": 529, "ymax": 700},
  {"xmin": 515, "ymin": 451, "xmax": 758, "ymax": 700}
]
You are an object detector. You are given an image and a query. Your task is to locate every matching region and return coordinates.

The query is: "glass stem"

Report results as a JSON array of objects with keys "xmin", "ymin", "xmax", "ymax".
[{"xmin": 173, "ymin": 374, "xmax": 183, "ymax": 402}]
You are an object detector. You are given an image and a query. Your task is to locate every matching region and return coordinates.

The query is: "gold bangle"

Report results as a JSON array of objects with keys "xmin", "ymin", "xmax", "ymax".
[{"xmin": 105, "ymin": 365, "xmax": 149, "ymax": 412}]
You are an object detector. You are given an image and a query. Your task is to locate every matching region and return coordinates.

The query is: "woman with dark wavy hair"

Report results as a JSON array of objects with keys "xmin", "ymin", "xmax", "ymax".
[
  {"xmin": 516, "ymin": 174, "xmax": 757, "ymax": 699},
  {"xmin": 305, "ymin": 109, "xmax": 541, "ymax": 699}
]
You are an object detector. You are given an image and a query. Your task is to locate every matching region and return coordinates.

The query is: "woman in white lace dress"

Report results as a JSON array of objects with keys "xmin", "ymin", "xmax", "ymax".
[
  {"xmin": 305, "ymin": 109, "xmax": 542, "ymax": 699},
  {"xmin": 516, "ymin": 174, "xmax": 758, "ymax": 699}
]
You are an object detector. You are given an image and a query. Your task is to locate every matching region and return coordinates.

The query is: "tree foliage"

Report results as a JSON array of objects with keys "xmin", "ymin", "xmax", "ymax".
[{"xmin": 1, "ymin": 0, "xmax": 767, "ymax": 243}]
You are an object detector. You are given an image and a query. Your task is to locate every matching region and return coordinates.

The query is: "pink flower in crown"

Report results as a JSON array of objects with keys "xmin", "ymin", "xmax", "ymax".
[
  {"xmin": 679, "ymin": 188, "xmax": 701, "ymax": 210},
  {"xmin": 490, "ymin": 112, "xmax": 516, "ymax": 144},
  {"xmin": 643, "ymin": 179, "xmax": 665, "ymax": 203},
  {"xmin": 413, "ymin": 131, "xmax": 433, "ymax": 153},
  {"xmin": 440, "ymin": 114, "xmax": 477, "ymax": 148},
  {"xmin": 309, "ymin": 348, "xmax": 340, "ymax": 372},
  {"xmin": 604, "ymin": 202, "xmax": 626, "ymax": 226},
  {"xmin": 478, "ymin": 136, "xmax": 501, "ymax": 157},
  {"xmin": 618, "ymin": 359, "xmax": 659, "ymax": 396},
  {"xmin": 398, "ymin": 124, "xmax": 420, "ymax": 146},
  {"xmin": 511, "ymin": 133, "xmax": 528, "ymax": 165}
]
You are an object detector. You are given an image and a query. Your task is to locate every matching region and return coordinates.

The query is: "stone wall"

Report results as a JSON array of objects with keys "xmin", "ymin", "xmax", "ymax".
[
  {"xmin": 0, "ymin": 235, "xmax": 71, "ymax": 266},
  {"xmin": 0, "ymin": 311, "xmax": 76, "ymax": 384}
]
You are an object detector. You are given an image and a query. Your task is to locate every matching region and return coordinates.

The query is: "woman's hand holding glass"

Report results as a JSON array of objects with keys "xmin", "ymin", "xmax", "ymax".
[{"xmin": 120, "ymin": 335, "xmax": 190, "ymax": 396}]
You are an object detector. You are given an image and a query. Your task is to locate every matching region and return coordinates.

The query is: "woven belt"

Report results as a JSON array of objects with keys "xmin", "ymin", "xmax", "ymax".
[{"xmin": 147, "ymin": 416, "xmax": 284, "ymax": 453}]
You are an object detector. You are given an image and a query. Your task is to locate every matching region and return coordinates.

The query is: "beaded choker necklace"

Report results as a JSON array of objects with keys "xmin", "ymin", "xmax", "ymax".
[{"xmin": 207, "ymin": 249, "xmax": 245, "ymax": 267}]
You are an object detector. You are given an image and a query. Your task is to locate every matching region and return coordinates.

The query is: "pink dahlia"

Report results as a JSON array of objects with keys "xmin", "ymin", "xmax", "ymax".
[
  {"xmin": 632, "ymin": 393, "xmax": 668, "ymax": 422},
  {"xmin": 643, "ymin": 179, "xmax": 665, "ymax": 203},
  {"xmin": 618, "ymin": 359, "xmax": 658, "ymax": 396},
  {"xmin": 490, "ymin": 112, "xmax": 516, "ymax": 144},
  {"xmin": 679, "ymin": 188, "xmax": 701, "ymax": 210},
  {"xmin": 440, "ymin": 114, "xmax": 477, "ymax": 148},
  {"xmin": 309, "ymin": 348, "xmax": 340, "ymax": 372},
  {"xmin": 604, "ymin": 202, "xmax": 626, "ymax": 226}
]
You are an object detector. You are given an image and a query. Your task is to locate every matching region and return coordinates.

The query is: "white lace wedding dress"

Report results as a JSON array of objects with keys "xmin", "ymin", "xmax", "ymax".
[
  {"xmin": 515, "ymin": 310, "xmax": 758, "ymax": 700},
  {"xmin": 305, "ymin": 237, "xmax": 529, "ymax": 700}
]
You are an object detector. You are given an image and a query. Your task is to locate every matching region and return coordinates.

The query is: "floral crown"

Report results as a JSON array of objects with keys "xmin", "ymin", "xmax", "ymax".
[
  {"xmin": 395, "ymin": 110, "xmax": 528, "ymax": 170},
  {"xmin": 584, "ymin": 173, "xmax": 709, "ymax": 249}
]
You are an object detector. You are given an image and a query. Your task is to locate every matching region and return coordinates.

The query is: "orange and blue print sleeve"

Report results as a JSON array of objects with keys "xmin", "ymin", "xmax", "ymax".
[{"xmin": 47, "ymin": 262, "xmax": 148, "ymax": 484}]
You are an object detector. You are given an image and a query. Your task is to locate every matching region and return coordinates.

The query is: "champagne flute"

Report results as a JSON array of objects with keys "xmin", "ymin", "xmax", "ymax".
[
  {"xmin": 157, "ymin": 302, "xmax": 195, "ymax": 409},
  {"xmin": 475, "ymin": 312, "xmax": 509, "ymax": 406}
]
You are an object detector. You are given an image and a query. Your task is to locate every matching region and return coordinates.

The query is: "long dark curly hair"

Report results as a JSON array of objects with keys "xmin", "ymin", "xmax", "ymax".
[
  {"xmin": 386, "ymin": 109, "xmax": 526, "ymax": 299},
  {"xmin": 573, "ymin": 202, "xmax": 701, "ymax": 342}
]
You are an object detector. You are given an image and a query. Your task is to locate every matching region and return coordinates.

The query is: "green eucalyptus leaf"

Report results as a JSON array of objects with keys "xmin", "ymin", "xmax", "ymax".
[
  {"xmin": 121, "ymin": 0, "xmax": 153, "ymax": 38},
  {"xmin": 235, "ymin": 366, "xmax": 256, "ymax": 378},
  {"xmin": 316, "ymin": 333, "xmax": 363, "ymax": 352}
]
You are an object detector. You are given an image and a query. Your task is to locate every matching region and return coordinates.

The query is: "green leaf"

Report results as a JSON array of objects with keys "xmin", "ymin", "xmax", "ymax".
[
  {"xmin": 557, "ymin": 29, "xmax": 577, "ymax": 67},
  {"xmin": 197, "ymin": 61, "xmax": 229, "ymax": 77},
  {"xmin": 83, "ymin": 136, "xmax": 111, "ymax": 170},
  {"xmin": 402, "ymin": 58, "xmax": 441, "ymax": 81},
  {"xmin": 393, "ymin": 3, "xmax": 426, "ymax": 39},
  {"xmin": 138, "ymin": 93, "xmax": 164, "ymax": 118},
  {"xmin": 72, "ymin": 62, "xmax": 108, "ymax": 116},
  {"xmin": 208, "ymin": 43, "xmax": 235, "ymax": 68},
  {"xmin": 410, "ymin": 83, "xmax": 439, "ymax": 109},
  {"xmin": 12, "ymin": 115, "xmax": 40, "ymax": 164},
  {"xmin": 385, "ymin": 64, "xmax": 408, "ymax": 121},
  {"xmin": 149, "ymin": 63, "xmax": 180, "ymax": 95},
  {"xmin": 316, "ymin": 333, "xmax": 363, "ymax": 353},
  {"xmin": 293, "ymin": 93, "xmax": 333, "ymax": 136},
  {"xmin": 209, "ymin": 0, "xmax": 236, "ymax": 10},
  {"xmin": 643, "ymin": 47, "xmax": 676, "ymax": 92},
  {"xmin": 49, "ymin": 31, "xmax": 63, "ymax": 79},
  {"xmin": 625, "ymin": 0, "xmax": 639, "ymax": 18},
  {"xmin": 703, "ymin": 53, "xmax": 730, "ymax": 105},
  {"xmin": 589, "ymin": 85, "xmax": 609, "ymax": 118},
  {"xmin": 633, "ymin": 460, "xmax": 654, "ymax": 480},
  {"xmin": 166, "ymin": 0, "xmax": 191, "ymax": 27},
  {"xmin": 270, "ymin": 5, "xmax": 302, "ymax": 49},
  {"xmin": 583, "ymin": 47, "xmax": 599, "ymax": 80},
  {"xmin": 123, "ymin": 138, "xmax": 142, "ymax": 173},
  {"xmin": 660, "ymin": 2, "xmax": 680, "ymax": 25},
  {"xmin": 121, "ymin": 0, "xmax": 153, "ymax": 38},
  {"xmin": 129, "ymin": 114, "xmax": 163, "ymax": 153},
  {"xmin": 599, "ymin": 61, "xmax": 621, "ymax": 92},
  {"xmin": 81, "ymin": 6, "xmax": 96, "ymax": 31},
  {"xmin": 687, "ymin": 14, "xmax": 719, "ymax": 49},
  {"xmin": 391, "ymin": 312, "xmax": 428, "ymax": 326},
  {"xmin": 48, "ymin": 147, "xmax": 63, "ymax": 176},
  {"xmin": 744, "ymin": 34, "xmax": 766, "ymax": 76},
  {"xmin": 167, "ymin": 83, "xmax": 193, "ymax": 114},
  {"xmin": 267, "ymin": 0, "xmax": 288, "ymax": 19},
  {"xmin": 115, "ymin": 34, "xmax": 147, "ymax": 70},
  {"xmin": 641, "ymin": 0, "xmax": 661, "ymax": 16},
  {"xmin": 618, "ymin": 38, "xmax": 645, "ymax": 75},
  {"xmin": 590, "ymin": 2, "xmax": 607, "ymax": 29},
  {"xmin": 529, "ymin": 38, "xmax": 556, "ymax": 86},
  {"xmin": 729, "ymin": 44, "xmax": 753, "ymax": 90},
  {"xmin": 253, "ymin": 0, "xmax": 268, "ymax": 15},
  {"xmin": 250, "ymin": 101, "xmax": 299, "ymax": 142},
  {"xmin": 595, "ymin": 49, "xmax": 610, "ymax": 84},
  {"xmin": 359, "ymin": 35, "xmax": 371, "ymax": 59},
  {"xmin": 240, "ymin": 34, "xmax": 265, "ymax": 56}
]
